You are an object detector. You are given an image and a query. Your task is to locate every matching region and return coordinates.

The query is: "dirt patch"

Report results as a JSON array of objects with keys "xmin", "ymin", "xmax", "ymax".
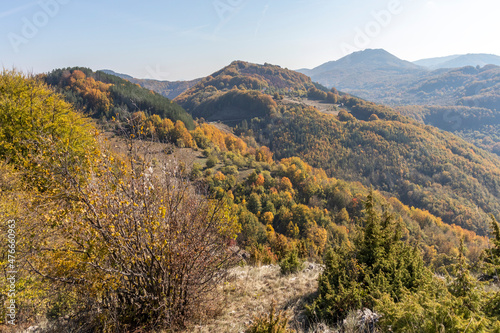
[
  {"xmin": 283, "ymin": 97, "xmax": 340, "ymax": 115},
  {"xmin": 103, "ymin": 132, "xmax": 207, "ymax": 170}
]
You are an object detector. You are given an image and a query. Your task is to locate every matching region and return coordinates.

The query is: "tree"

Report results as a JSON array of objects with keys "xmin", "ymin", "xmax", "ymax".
[
  {"xmin": 247, "ymin": 192, "xmax": 262, "ymax": 215},
  {"xmin": 326, "ymin": 92, "xmax": 338, "ymax": 104},
  {"xmin": 307, "ymin": 87, "xmax": 327, "ymax": 100},
  {"xmin": 482, "ymin": 215, "xmax": 500, "ymax": 279},
  {"xmin": 307, "ymin": 190, "xmax": 428, "ymax": 323}
]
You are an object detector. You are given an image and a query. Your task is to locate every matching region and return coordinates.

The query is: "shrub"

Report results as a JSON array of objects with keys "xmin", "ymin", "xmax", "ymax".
[
  {"xmin": 245, "ymin": 301, "xmax": 293, "ymax": 333},
  {"xmin": 206, "ymin": 154, "xmax": 219, "ymax": 168},
  {"xmin": 279, "ymin": 250, "xmax": 303, "ymax": 275},
  {"xmin": 29, "ymin": 143, "xmax": 242, "ymax": 331}
]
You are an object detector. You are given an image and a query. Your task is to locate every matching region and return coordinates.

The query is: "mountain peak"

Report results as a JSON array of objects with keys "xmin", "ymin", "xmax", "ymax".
[
  {"xmin": 300, "ymin": 49, "xmax": 424, "ymax": 79},
  {"xmin": 297, "ymin": 49, "xmax": 425, "ymax": 90},
  {"xmin": 337, "ymin": 48, "xmax": 420, "ymax": 68}
]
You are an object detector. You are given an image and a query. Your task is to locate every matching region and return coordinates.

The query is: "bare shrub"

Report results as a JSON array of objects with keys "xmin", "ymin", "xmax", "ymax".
[{"xmin": 28, "ymin": 137, "xmax": 241, "ymax": 332}]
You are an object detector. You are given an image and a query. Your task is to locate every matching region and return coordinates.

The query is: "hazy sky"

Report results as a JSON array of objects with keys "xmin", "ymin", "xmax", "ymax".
[{"xmin": 1, "ymin": 0, "xmax": 499, "ymax": 80}]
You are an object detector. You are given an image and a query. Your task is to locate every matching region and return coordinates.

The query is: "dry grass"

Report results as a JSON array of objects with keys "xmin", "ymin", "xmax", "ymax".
[
  {"xmin": 104, "ymin": 132, "xmax": 208, "ymax": 168},
  {"xmin": 186, "ymin": 263, "xmax": 326, "ymax": 333},
  {"xmin": 282, "ymin": 97, "xmax": 340, "ymax": 116}
]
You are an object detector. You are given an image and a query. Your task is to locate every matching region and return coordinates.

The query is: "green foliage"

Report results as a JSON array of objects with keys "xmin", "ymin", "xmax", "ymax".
[
  {"xmin": 481, "ymin": 215, "xmax": 500, "ymax": 280},
  {"xmin": 247, "ymin": 192, "xmax": 262, "ymax": 215},
  {"xmin": 0, "ymin": 70, "xmax": 96, "ymax": 191},
  {"xmin": 279, "ymin": 250, "xmax": 303, "ymax": 275},
  {"xmin": 374, "ymin": 239, "xmax": 499, "ymax": 332},
  {"xmin": 206, "ymin": 154, "xmax": 219, "ymax": 168},
  {"xmin": 307, "ymin": 87, "xmax": 327, "ymax": 100},
  {"xmin": 249, "ymin": 101, "xmax": 500, "ymax": 235},
  {"xmin": 190, "ymin": 162, "xmax": 203, "ymax": 180},
  {"xmin": 307, "ymin": 190, "xmax": 429, "ymax": 323}
]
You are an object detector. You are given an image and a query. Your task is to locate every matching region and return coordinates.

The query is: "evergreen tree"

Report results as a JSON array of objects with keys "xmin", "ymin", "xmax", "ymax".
[{"xmin": 308, "ymin": 189, "xmax": 428, "ymax": 323}]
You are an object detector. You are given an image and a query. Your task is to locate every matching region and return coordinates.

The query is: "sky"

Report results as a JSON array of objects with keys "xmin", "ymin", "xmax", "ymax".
[{"xmin": 1, "ymin": 0, "xmax": 499, "ymax": 81}]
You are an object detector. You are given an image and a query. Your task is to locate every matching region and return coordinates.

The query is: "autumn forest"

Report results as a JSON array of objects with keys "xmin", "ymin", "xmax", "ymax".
[{"xmin": 2, "ymin": 56, "xmax": 500, "ymax": 333}]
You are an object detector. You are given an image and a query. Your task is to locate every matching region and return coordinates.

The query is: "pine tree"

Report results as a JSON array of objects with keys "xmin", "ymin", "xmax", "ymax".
[{"xmin": 308, "ymin": 189, "xmax": 428, "ymax": 323}]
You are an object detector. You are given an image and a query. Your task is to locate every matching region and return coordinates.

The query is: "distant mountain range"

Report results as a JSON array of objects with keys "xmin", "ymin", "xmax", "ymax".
[
  {"xmin": 101, "ymin": 52, "xmax": 500, "ymax": 158},
  {"xmin": 297, "ymin": 49, "xmax": 500, "ymax": 107},
  {"xmin": 414, "ymin": 53, "xmax": 500, "ymax": 69},
  {"xmin": 101, "ymin": 70, "xmax": 201, "ymax": 100},
  {"xmin": 105, "ymin": 50, "xmax": 500, "ymax": 107}
]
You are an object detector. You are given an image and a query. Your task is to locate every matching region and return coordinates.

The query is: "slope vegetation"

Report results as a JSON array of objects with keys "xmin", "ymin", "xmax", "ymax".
[
  {"xmin": 175, "ymin": 61, "xmax": 500, "ymax": 235},
  {"xmin": 44, "ymin": 67, "xmax": 195, "ymax": 129},
  {"xmin": 174, "ymin": 61, "xmax": 315, "ymax": 124}
]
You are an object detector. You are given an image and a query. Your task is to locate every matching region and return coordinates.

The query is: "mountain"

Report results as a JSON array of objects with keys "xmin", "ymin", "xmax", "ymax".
[
  {"xmin": 304, "ymin": 48, "xmax": 423, "ymax": 77},
  {"xmin": 414, "ymin": 53, "xmax": 500, "ymax": 69},
  {"xmin": 102, "ymin": 69, "xmax": 201, "ymax": 100},
  {"xmin": 298, "ymin": 51, "xmax": 500, "ymax": 157},
  {"xmin": 175, "ymin": 60, "xmax": 500, "ymax": 235},
  {"xmin": 413, "ymin": 55, "xmax": 462, "ymax": 69},
  {"xmin": 297, "ymin": 49, "xmax": 428, "ymax": 100}
]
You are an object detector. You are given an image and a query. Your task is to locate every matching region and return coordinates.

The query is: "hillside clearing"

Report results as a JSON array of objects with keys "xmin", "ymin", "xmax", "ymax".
[{"xmin": 188, "ymin": 263, "xmax": 323, "ymax": 333}]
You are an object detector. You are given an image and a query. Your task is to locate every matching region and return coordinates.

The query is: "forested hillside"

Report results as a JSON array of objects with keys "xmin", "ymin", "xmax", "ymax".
[
  {"xmin": 43, "ymin": 67, "xmax": 195, "ymax": 129},
  {"xmin": 173, "ymin": 61, "xmax": 500, "ymax": 236},
  {"xmin": 4, "ymin": 70, "xmax": 500, "ymax": 332},
  {"xmin": 174, "ymin": 61, "xmax": 316, "ymax": 123},
  {"xmin": 390, "ymin": 65, "xmax": 500, "ymax": 157},
  {"xmin": 395, "ymin": 104, "xmax": 500, "ymax": 156}
]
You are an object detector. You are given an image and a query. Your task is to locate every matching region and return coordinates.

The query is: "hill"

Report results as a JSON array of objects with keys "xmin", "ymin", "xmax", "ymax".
[
  {"xmin": 43, "ymin": 67, "xmax": 195, "ymax": 129},
  {"xmin": 174, "ymin": 61, "xmax": 500, "ymax": 235},
  {"xmin": 102, "ymin": 69, "xmax": 201, "ymax": 99},
  {"xmin": 174, "ymin": 60, "xmax": 316, "ymax": 124},
  {"xmin": 414, "ymin": 53, "xmax": 500, "ymax": 69}
]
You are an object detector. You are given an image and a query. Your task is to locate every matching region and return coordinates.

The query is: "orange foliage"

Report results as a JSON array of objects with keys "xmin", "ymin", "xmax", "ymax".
[
  {"xmin": 65, "ymin": 70, "xmax": 112, "ymax": 114},
  {"xmin": 256, "ymin": 146, "xmax": 273, "ymax": 163},
  {"xmin": 255, "ymin": 174, "xmax": 265, "ymax": 187}
]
